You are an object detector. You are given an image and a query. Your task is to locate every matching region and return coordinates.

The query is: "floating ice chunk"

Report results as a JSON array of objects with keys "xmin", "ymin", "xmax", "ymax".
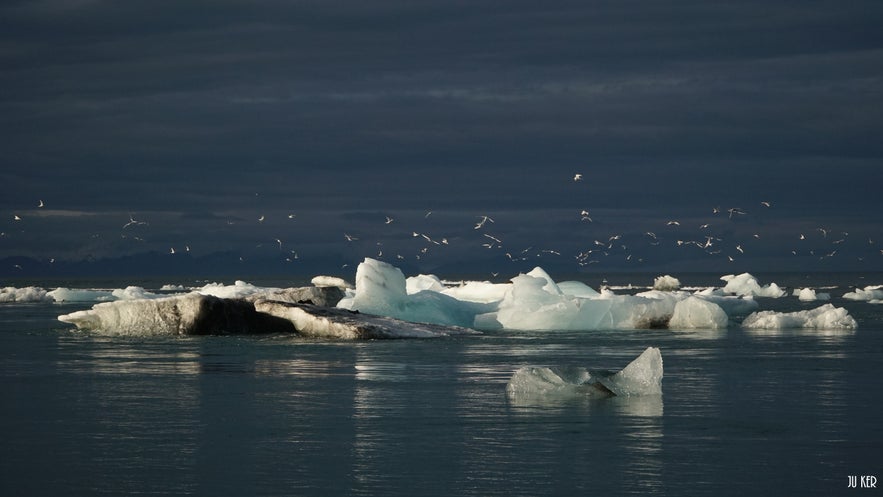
[
  {"xmin": 311, "ymin": 275, "xmax": 354, "ymax": 289},
  {"xmin": 599, "ymin": 347, "xmax": 664, "ymax": 396},
  {"xmin": 47, "ymin": 286, "xmax": 161, "ymax": 303},
  {"xmin": 842, "ymin": 285, "xmax": 883, "ymax": 301},
  {"xmin": 653, "ymin": 275, "xmax": 681, "ymax": 291},
  {"xmin": 339, "ymin": 258, "xmax": 491, "ymax": 328},
  {"xmin": 691, "ymin": 287, "xmax": 760, "ymax": 315},
  {"xmin": 1, "ymin": 286, "xmax": 52, "ymax": 303},
  {"xmin": 480, "ymin": 273, "xmax": 676, "ymax": 331},
  {"xmin": 58, "ymin": 293, "xmax": 295, "ymax": 336},
  {"xmin": 792, "ymin": 288, "xmax": 830, "ymax": 301},
  {"xmin": 668, "ymin": 296, "xmax": 728, "ymax": 329},
  {"xmin": 720, "ymin": 273, "xmax": 785, "ymax": 298},
  {"xmin": 195, "ymin": 280, "xmax": 280, "ymax": 299},
  {"xmin": 506, "ymin": 347, "xmax": 663, "ymax": 403},
  {"xmin": 742, "ymin": 304, "xmax": 857, "ymax": 330}
]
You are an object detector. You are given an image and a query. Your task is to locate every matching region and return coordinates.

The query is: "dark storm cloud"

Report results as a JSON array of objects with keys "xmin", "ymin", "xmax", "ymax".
[{"xmin": 1, "ymin": 0, "xmax": 881, "ymax": 272}]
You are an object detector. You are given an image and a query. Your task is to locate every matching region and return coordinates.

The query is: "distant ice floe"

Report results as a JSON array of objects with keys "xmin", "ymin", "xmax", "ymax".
[
  {"xmin": 742, "ymin": 304, "xmax": 857, "ymax": 330},
  {"xmin": 720, "ymin": 273, "xmax": 786, "ymax": 298},
  {"xmin": 38, "ymin": 257, "xmax": 868, "ymax": 335},
  {"xmin": 1, "ymin": 286, "xmax": 52, "ymax": 303},
  {"xmin": 506, "ymin": 347, "xmax": 663, "ymax": 405},
  {"xmin": 842, "ymin": 285, "xmax": 883, "ymax": 302},
  {"xmin": 792, "ymin": 288, "xmax": 831, "ymax": 302},
  {"xmin": 652, "ymin": 275, "xmax": 681, "ymax": 291}
]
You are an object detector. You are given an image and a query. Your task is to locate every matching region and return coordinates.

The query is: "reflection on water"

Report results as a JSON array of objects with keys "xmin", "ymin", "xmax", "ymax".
[{"xmin": 1, "ymin": 298, "xmax": 880, "ymax": 496}]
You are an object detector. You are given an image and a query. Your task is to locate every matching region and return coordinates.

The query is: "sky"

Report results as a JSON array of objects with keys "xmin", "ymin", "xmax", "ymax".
[{"xmin": 2, "ymin": 0, "xmax": 882, "ymax": 279}]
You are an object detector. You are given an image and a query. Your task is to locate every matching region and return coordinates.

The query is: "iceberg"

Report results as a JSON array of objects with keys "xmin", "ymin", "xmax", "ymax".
[
  {"xmin": 842, "ymin": 285, "xmax": 883, "ymax": 301},
  {"xmin": 742, "ymin": 304, "xmax": 857, "ymax": 330},
  {"xmin": 652, "ymin": 275, "xmax": 681, "ymax": 291},
  {"xmin": 58, "ymin": 293, "xmax": 296, "ymax": 336},
  {"xmin": 720, "ymin": 273, "xmax": 785, "ymax": 298},
  {"xmin": 1, "ymin": 286, "xmax": 52, "ymax": 303},
  {"xmin": 506, "ymin": 347, "xmax": 663, "ymax": 404},
  {"xmin": 792, "ymin": 288, "xmax": 830, "ymax": 301},
  {"xmin": 668, "ymin": 296, "xmax": 729, "ymax": 330},
  {"xmin": 337, "ymin": 258, "xmax": 494, "ymax": 328}
]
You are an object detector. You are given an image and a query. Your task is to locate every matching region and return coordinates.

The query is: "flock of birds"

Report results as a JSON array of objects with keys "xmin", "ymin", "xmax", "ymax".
[{"xmin": 3, "ymin": 175, "xmax": 881, "ymax": 274}]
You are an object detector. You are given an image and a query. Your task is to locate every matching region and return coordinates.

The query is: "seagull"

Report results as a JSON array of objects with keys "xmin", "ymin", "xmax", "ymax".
[
  {"xmin": 728, "ymin": 207, "xmax": 746, "ymax": 218},
  {"xmin": 800, "ymin": 234, "xmax": 806, "ymax": 240},
  {"xmin": 122, "ymin": 214, "xmax": 147, "ymax": 229},
  {"xmin": 580, "ymin": 210, "xmax": 593, "ymax": 222},
  {"xmin": 258, "ymin": 215, "xmax": 265, "ymax": 223},
  {"xmin": 169, "ymin": 247, "xmax": 176, "ymax": 254},
  {"xmin": 818, "ymin": 228, "xmax": 827, "ymax": 237},
  {"xmin": 276, "ymin": 239, "xmax": 283, "ymax": 250},
  {"xmin": 38, "ymin": 200, "xmax": 44, "ymax": 208},
  {"xmin": 712, "ymin": 206, "xmax": 721, "ymax": 214},
  {"xmin": 573, "ymin": 173, "xmax": 583, "ymax": 181},
  {"xmin": 474, "ymin": 215, "xmax": 494, "ymax": 230},
  {"xmin": 425, "ymin": 211, "xmax": 433, "ymax": 218},
  {"xmin": 287, "ymin": 214, "xmax": 296, "ymax": 219},
  {"xmin": 760, "ymin": 201, "xmax": 771, "ymax": 207},
  {"xmin": 736, "ymin": 245, "xmax": 744, "ymax": 254},
  {"xmin": 699, "ymin": 223, "xmax": 710, "ymax": 229},
  {"xmin": 667, "ymin": 220, "xmax": 680, "ymax": 226},
  {"xmin": 385, "ymin": 216, "xmax": 394, "ymax": 224},
  {"xmin": 344, "ymin": 233, "xmax": 358, "ymax": 241},
  {"xmin": 13, "ymin": 215, "xmax": 22, "ymax": 221}
]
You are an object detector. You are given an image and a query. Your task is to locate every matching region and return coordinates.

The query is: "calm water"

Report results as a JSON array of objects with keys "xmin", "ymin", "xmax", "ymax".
[{"xmin": 2, "ymin": 273, "xmax": 882, "ymax": 496}]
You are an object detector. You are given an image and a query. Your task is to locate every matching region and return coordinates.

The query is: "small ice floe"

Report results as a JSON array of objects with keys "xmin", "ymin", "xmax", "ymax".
[
  {"xmin": 792, "ymin": 288, "xmax": 830, "ymax": 302},
  {"xmin": 1, "ymin": 286, "xmax": 52, "ymax": 303},
  {"xmin": 720, "ymin": 273, "xmax": 785, "ymax": 298},
  {"xmin": 506, "ymin": 347, "xmax": 663, "ymax": 405},
  {"xmin": 652, "ymin": 275, "xmax": 681, "ymax": 291},
  {"xmin": 842, "ymin": 285, "xmax": 883, "ymax": 301},
  {"xmin": 741, "ymin": 304, "xmax": 857, "ymax": 330}
]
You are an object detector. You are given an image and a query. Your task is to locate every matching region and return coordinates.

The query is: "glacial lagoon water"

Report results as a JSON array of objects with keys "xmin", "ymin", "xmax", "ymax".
[{"xmin": 2, "ymin": 272, "xmax": 882, "ymax": 496}]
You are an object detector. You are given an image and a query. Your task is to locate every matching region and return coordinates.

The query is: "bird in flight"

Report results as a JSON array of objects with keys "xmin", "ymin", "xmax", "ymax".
[
  {"xmin": 385, "ymin": 216, "xmax": 394, "ymax": 224},
  {"xmin": 38, "ymin": 200, "xmax": 44, "ymax": 208},
  {"xmin": 474, "ymin": 215, "xmax": 494, "ymax": 230},
  {"xmin": 13, "ymin": 215, "xmax": 22, "ymax": 221},
  {"xmin": 122, "ymin": 214, "xmax": 147, "ymax": 229},
  {"xmin": 573, "ymin": 173, "xmax": 583, "ymax": 181}
]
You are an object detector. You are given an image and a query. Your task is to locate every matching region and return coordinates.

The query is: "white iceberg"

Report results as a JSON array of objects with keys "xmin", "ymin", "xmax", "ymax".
[
  {"xmin": 47, "ymin": 286, "xmax": 163, "ymax": 303},
  {"xmin": 668, "ymin": 296, "xmax": 729, "ymax": 330},
  {"xmin": 720, "ymin": 273, "xmax": 785, "ymax": 298},
  {"xmin": 792, "ymin": 288, "xmax": 830, "ymax": 301},
  {"xmin": 337, "ymin": 258, "xmax": 493, "ymax": 328},
  {"xmin": 506, "ymin": 347, "xmax": 663, "ymax": 403},
  {"xmin": 742, "ymin": 304, "xmax": 857, "ymax": 330},
  {"xmin": 1, "ymin": 286, "xmax": 52, "ymax": 303},
  {"xmin": 653, "ymin": 275, "xmax": 681, "ymax": 291},
  {"xmin": 842, "ymin": 285, "xmax": 883, "ymax": 301}
]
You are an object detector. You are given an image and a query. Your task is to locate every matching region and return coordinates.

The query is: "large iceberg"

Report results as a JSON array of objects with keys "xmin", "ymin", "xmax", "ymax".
[
  {"xmin": 339, "ymin": 259, "xmax": 732, "ymax": 331},
  {"xmin": 506, "ymin": 347, "xmax": 663, "ymax": 403},
  {"xmin": 742, "ymin": 304, "xmax": 857, "ymax": 330},
  {"xmin": 337, "ymin": 258, "xmax": 494, "ymax": 328}
]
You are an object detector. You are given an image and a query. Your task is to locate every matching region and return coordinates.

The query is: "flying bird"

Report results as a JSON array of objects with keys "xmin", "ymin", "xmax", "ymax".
[
  {"xmin": 573, "ymin": 173, "xmax": 583, "ymax": 181},
  {"xmin": 38, "ymin": 200, "xmax": 44, "ymax": 208},
  {"xmin": 258, "ymin": 215, "xmax": 265, "ymax": 223},
  {"xmin": 13, "ymin": 215, "xmax": 22, "ymax": 221},
  {"xmin": 344, "ymin": 233, "xmax": 358, "ymax": 241},
  {"xmin": 760, "ymin": 201, "xmax": 771, "ymax": 208},
  {"xmin": 667, "ymin": 220, "xmax": 680, "ymax": 226},
  {"xmin": 474, "ymin": 215, "xmax": 494, "ymax": 230},
  {"xmin": 385, "ymin": 216, "xmax": 394, "ymax": 224},
  {"xmin": 122, "ymin": 214, "xmax": 147, "ymax": 229}
]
